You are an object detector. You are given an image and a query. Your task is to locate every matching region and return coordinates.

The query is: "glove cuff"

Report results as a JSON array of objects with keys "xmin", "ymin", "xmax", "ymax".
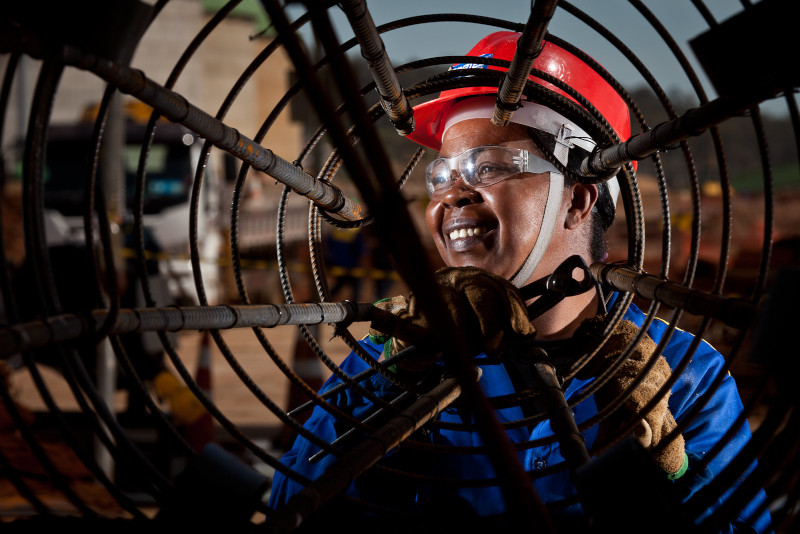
[
  {"xmin": 368, "ymin": 331, "xmax": 391, "ymax": 345},
  {"xmin": 666, "ymin": 452, "xmax": 689, "ymax": 481}
]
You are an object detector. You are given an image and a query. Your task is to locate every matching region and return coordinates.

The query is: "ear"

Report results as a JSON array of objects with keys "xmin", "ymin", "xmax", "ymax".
[{"xmin": 565, "ymin": 183, "xmax": 598, "ymax": 230}]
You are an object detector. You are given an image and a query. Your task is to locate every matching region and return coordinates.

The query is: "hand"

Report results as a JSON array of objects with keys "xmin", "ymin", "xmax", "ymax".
[
  {"xmin": 369, "ymin": 266, "xmax": 535, "ymax": 373},
  {"xmin": 575, "ymin": 316, "xmax": 687, "ymax": 478}
]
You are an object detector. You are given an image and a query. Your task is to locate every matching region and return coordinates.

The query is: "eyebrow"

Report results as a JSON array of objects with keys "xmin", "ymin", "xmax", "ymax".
[
  {"xmin": 439, "ymin": 144, "xmax": 502, "ymax": 159},
  {"xmin": 471, "ymin": 146, "xmax": 496, "ymax": 157}
]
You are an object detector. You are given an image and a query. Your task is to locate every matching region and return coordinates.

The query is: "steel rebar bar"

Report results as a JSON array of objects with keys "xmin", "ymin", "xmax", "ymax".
[
  {"xmin": 491, "ymin": 0, "xmax": 559, "ymax": 126},
  {"xmin": 53, "ymin": 46, "xmax": 365, "ymax": 222},
  {"xmin": 591, "ymin": 263, "xmax": 756, "ymax": 329},
  {"xmin": 340, "ymin": 0, "xmax": 414, "ymax": 135}
]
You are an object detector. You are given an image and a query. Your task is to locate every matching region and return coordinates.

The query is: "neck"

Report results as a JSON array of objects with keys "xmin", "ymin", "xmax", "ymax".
[{"xmin": 529, "ymin": 289, "xmax": 599, "ymax": 339}]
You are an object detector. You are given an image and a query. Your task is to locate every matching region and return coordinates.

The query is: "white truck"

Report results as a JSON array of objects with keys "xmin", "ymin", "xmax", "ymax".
[{"xmin": 43, "ymin": 115, "xmax": 223, "ymax": 308}]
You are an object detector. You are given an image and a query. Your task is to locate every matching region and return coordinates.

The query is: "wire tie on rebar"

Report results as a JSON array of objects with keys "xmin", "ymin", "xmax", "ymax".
[
  {"xmin": 73, "ymin": 310, "xmax": 98, "ymax": 344},
  {"xmin": 222, "ymin": 304, "xmax": 241, "ymax": 329},
  {"xmin": 640, "ymin": 272, "xmax": 668, "ymax": 300},
  {"xmin": 332, "ymin": 300, "xmax": 358, "ymax": 333},
  {"xmin": 629, "ymin": 268, "xmax": 647, "ymax": 297},
  {"xmin": 677, "ymin": 106, "xmax": 708, "ymax": 138},
  {"xmin": 494, "ymin": 93, "xmax": 524, "ymax": 113},
  {"xmin": 166, "ymin": 305, "xmax": 187, "ymax": 332},
  {"xmin": 649, "ymin": 123, "xmax": 682, "ymax": 152},
  {"xmin": 275, "ymin": 305, "xmax": 288, "ymax": 326},
  {"xmin": 317, "ymin": 205, "xmax": 373, "ymax": 229},
  {"xmin": 132, "ymin": 307, "xmax": 145, "ymax": 334},
  {"xmin": 585, "ymin": 144, "xmax": 622, "ymax": 181},
  {"xmin": 675, "ymin": 282, "xmax": 694, "ymax": 314},
  {"xmin": 312, "ymin": 301, "xmax": 327, "ymax": 326},
  {"xmin": 160, "ymin": 306, "xmax": 179, "ymax": 332}
]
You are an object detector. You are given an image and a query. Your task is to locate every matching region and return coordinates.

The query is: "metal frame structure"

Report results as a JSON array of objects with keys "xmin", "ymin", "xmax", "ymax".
[{"xmin": 0, "ymin": 0, "xmax": 798, "ymax": 531}]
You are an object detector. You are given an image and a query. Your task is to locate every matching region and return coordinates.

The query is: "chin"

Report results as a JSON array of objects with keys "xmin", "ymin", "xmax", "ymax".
[{"xmin": 444, "ymin": 255, "xmax": 505, "ymax": 278}]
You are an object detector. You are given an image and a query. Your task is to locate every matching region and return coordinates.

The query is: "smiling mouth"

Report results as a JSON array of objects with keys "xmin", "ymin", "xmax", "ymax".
[{"xmin": 448, "ymin": 226, "xmax": 487, "ymax": 240}]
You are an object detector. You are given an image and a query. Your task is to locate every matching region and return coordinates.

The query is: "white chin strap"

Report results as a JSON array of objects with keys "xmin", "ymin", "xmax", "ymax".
[
  {"xmin": 508, "ymin": 124, "xmax": 570, "ymax": 288},
  {"xmin": 509, "ymin": 169, "xmax": 563, "ymax": 287}
]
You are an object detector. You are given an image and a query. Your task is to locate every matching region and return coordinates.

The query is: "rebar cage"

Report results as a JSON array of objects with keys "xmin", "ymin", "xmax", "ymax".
[{"xmin": 0, "ymin": 0, "xmax": 798, "ymax": 532}]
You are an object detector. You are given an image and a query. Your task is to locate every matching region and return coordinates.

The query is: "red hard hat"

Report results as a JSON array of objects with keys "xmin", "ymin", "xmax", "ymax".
[{"xmin": 407, "ymin": 31, "xmax": 631, "ymax": 152}]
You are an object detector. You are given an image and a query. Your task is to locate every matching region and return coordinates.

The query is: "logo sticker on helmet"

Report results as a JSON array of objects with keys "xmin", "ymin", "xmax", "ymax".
[{"xmin": 450, "ymin": 53, "xmax": 493, "ymax": 71}]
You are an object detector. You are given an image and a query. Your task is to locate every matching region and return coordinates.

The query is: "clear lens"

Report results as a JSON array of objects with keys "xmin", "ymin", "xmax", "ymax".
[
  {"xmin": 426, "ymin": 159, "xmax": 452, "ymax": 196},
  {"xmin": 425, "ymin": 146, "xmax": 556, "ymax": 199},
  {"xmin": 470, "ymin": 147, "xmax": 520, "ymax": 185}
]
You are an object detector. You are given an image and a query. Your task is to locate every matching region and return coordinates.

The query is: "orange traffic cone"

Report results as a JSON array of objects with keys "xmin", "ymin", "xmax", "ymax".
[
  {"xmin": 185, "ymin": 330, "xmax": 215, "ymax": 451},
  {"xmin": 276, "ymin": 324, "xmax": 324, "ymax": 450}
]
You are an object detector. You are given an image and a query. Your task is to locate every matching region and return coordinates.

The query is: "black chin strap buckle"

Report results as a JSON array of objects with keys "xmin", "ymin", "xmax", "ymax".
[{"xmin": 518, "ymin": 255, "xmax": 595, "ymax": 319}]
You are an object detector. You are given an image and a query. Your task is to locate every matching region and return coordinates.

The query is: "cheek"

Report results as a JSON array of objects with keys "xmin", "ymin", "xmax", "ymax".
[
  {"xmin": 425, "ymin": 202, "xmax": 445, "ymax": 246},
  {"xmin": 491, "ymin": 181, "xmax": 547, "ymax": 230},
  {"xmin": 490, "ymin": 179, "xmax": 559, "ymax": 253}
]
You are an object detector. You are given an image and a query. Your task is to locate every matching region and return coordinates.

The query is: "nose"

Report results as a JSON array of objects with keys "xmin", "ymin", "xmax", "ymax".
[{"xmin": 439, "ymin": 171, "xmax": 482, "ymax": 208}]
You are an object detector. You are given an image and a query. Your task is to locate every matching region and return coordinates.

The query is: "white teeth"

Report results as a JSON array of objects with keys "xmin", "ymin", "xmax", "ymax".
[{"xmin": 449, "ymin": 227, "xmax": 486, "ymax": 240}]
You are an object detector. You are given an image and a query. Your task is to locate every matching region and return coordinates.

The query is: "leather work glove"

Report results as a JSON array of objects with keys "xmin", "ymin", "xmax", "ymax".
[
  {"xmin": 574, "ymin": 316, "xmax": 687, "ymax": 479},
  {"xmin": 368, "ymin": 266, "xmax": 535, "ymax": 373}
]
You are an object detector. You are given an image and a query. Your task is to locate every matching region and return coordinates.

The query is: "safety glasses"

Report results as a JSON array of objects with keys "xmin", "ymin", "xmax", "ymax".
[{"xmin": 425, "ymin": 146, "xmax": 559, "ymax": 199}]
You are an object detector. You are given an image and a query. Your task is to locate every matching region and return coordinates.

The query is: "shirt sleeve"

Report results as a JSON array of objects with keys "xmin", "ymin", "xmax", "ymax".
[
  {"xmin": 267, "ymin": 339, "xmax": 392, "ymax": 509},
  {"xmin": 653, "ymin": 325, "xmax": 772, "ymax": 533}
]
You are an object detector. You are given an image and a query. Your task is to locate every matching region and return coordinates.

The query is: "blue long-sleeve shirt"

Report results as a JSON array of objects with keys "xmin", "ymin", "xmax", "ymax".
[{"xmin": 268, "ymin": 298, "xmax": 771, "ymax": 532}]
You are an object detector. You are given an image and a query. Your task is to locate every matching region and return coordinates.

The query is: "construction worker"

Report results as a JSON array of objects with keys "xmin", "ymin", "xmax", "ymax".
[{"xmin": 268, "ymin": 32, "xmax": 770, "ymax": 532}]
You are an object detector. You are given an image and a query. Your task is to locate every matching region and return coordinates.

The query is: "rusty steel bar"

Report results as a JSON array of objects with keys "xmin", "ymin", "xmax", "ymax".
[
  {"xmin": 0, "ymin": 302, "xmax": 375, "ymax": 358},
  {"xmin": 54, "ymin": 46, "xmax": 365, "ymax": 222},
  {"xmin": 491, "ymin": 0, "xmax": 559, "ymax": 126},
  {"xmin": 580, "ymin": 85, "xmax": 797, "ymax": 178},
  {"xmin": 591, "ymin": 263, "xmax": 756, "ymax": 329},
  {"xmin": 340, "ymin": 0, "xmax": 414, "ymax": 135},
  {"xmin": 0, "ymin": 302, "xmax": 436, "ymax": 359},
  {"xmin": 529, "ymin": 347, "xmax": 591, "ymax": 472},
  {"xmin": 265, "ymin": 373, "xmax": 467, "ymax": 533}
]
